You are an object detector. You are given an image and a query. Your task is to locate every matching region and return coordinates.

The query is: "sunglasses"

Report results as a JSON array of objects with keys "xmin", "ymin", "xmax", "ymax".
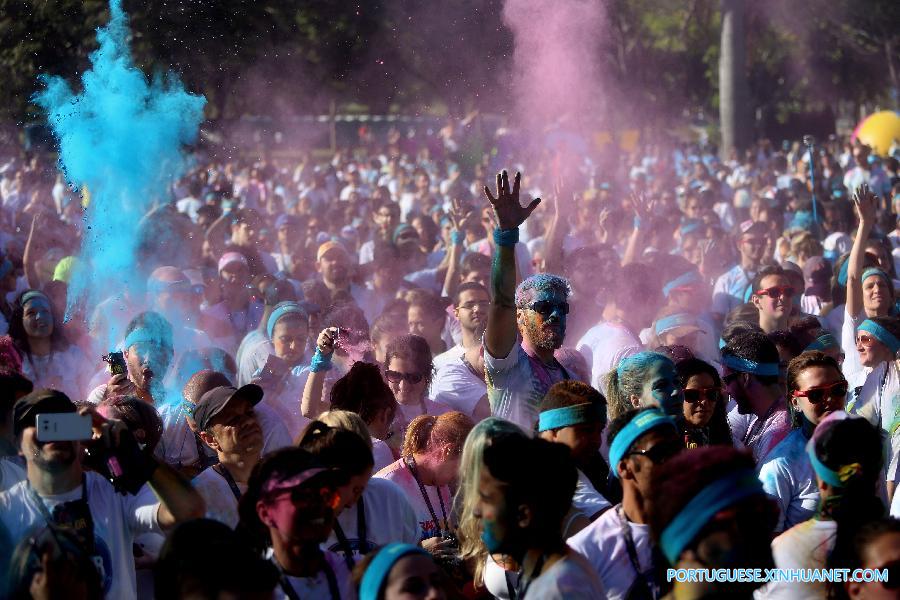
[
  {"xmin": 722, "ymin": 371, "xmax": 743, "ymax": 386},
  {"xmin": 791, "ymin": 380, "xmax": 848, "ymax": 404},
  {"xmin": 385, "ymin": 370, "xmax": 425, "ymax": 385},
  {"xmin": 683, "ymin": 387, "xmax": 720, "ymax": 404},
  {"xmin": 627, "ymin": 439, "xmax": 684, "ymax": 465},
  {"xmin": 874, "ymin": 560, "xmax": 900, "ymax": 589},
  {"xmin": 526, "ymin": 301, "xmax": 570, "ymax": 316},
  {"xmin": 755, "ymin": 286, "xmax": 795, "ymax": 299},
  {"xmin": 857, "ymin": 334, "xmax": 878, "ymax": 347}
]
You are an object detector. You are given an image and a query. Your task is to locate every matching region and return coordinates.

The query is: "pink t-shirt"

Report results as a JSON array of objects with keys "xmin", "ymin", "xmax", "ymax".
[{"xmin": 373, "ymin": 458, "xmax": 453, "ymax": 541}]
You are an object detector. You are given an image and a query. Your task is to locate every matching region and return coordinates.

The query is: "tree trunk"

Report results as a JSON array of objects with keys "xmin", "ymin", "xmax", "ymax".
[{"xmin": 719, "ymin": 0, "xmax": 750, "ymax": 157}]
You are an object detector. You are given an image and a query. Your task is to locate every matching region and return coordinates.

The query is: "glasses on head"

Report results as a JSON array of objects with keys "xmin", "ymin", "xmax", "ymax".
[
  {"xmin": 458, "ymin": 301, "xmax": 490, "ymax": 312},
  {"xmin": 526, "ymin": 301, "xmax": 570, "ymax": 316},
  {"xmin": 755, "ymin": 286, "xmax": 795, "ymax": 299},
  {"xmin": 683, "ymin": 387, "xmax": 720, "ymax": 404},
  {"xmin": 791, "ymin": 380, "xmax": 848, "ymax": 404},
  {"xmin": 384, "ymin": 370, "xmax": 425, "ymax": 385},
  {"xmin": 626, "ymin": 439, "xmax": 683, "ymax": 465}
]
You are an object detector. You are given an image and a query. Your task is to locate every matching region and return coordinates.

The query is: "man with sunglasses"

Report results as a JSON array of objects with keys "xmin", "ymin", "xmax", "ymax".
[
  {"xmin": 759, "ymin": 351, "xmax": 848, "ymax": 533},
  {"xmin": 750, "ymin": 265, "xmax": 795, "ymax": 334},
  {"xmin": 722, "ymin": 331, "xmax": 791, "ymax": 464},
  {"xmin": 568, "ymin": 407, "xmax": 682, "ymax": 600},
  {"xmin": 712, "ymin": 220, "xmax": 769, "ymax": 324},
  {"xmin": 482, "ymin": 170, "xmax": 575, "ymax": 430}
]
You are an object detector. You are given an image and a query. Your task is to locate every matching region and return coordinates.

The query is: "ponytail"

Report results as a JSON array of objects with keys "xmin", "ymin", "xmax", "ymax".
[
  {"xmin": 297, "ymin": 420, "xmax": 374, "ymax": 475},
  {"xmin": 604, "ymin": 368, "xmax": 630, "ymax": 421},
  {"xmin": 402, "ymin": 414, "xmax": 438, "ymax": 457}
]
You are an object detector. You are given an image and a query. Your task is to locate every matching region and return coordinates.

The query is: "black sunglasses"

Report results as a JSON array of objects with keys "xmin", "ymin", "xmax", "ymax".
[
  {"xmin": 626, "ymin": 439, "xmax": 684, "ymax": 465},
  {"xmin": 526, "ymin": 301, "xmax": 570, "ymax": 316},
  {"xmin": 385, "ymin": 370, "xmax": 425, "ymax": 385},
  {"xmin": 683, "ymin": 388, "xmax": 720, "ymax": 404}
]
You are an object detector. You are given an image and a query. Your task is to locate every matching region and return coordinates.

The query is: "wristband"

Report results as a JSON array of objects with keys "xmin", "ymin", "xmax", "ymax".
[
  {"xmin": 451, "ymin": 230, "xmax": 464, "ymax": 245},
  {"xmin": 493, "ymin": 227, "xmax": 519, "ymax": 247},
  {"xmin": 633, "ymin": 216, "xmax": 643, "ymax": 230},
  {"xmin": 310, "ymin": 348, "xmax": 333, "ymax": 373}
]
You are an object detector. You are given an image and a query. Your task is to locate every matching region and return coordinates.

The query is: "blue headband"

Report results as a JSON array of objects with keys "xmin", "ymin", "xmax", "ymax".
[
  {"xmin": 123, "ymin": 327, "xmax": 172, "ymax": 351},
  {"xmin": 680, "ymin": 220, "xmax": 703, "ymax": 237},
  {"xmin": 616, "ymin": 352, "xmax": 670, "ymax": 384},
  {"xmin": 858, "ymin": 320, "xmax": 900, "ymax": 355},
  {"xmin": 20, "ymin": 290, "xmax": 51, "ymax": 308},
  {"xmin": 838, "ymin": 259, "xmax": 849, "ymax": 287},
  {"xmin": 538, "ymin": 403, "xmax": 604, "ymax": 432},
  {"xmin": 659, "ymin": 469, "xmax": 764, "ymax": 563},
  {"xmin": 718, "ymin": 337, "xmax": 726, "ymax": 349},
  {"xmin": 655, "ymin": 313, "xmax": 700, "ymax": 337},
  {"xmin": 861, "ymin": 267, "xmax": 891, "ymax": 286},
  {"xmin": 360, "ymin": 543, "xmax": 430, "ymax": 600},
  {"xmin": 0, "ymin": 258, "xmax": 12, "ymax": 280},
  {"xmin": 266, "ymin": 302, "xmax": 308, "ymax": 339},
  {"xmin": 662, "ymin": 270, "xmax": 704, "ymax": 298},
  {"xmin": 721, "ymin": 354, "xmax": 780, "ymax": 377},
  {"xmin": 608, "ymin": 409, "xmax": 677, "ymax": 479},
  {"xmin": 805, "ymin": 334, "xmax": 838, "ymax": 352}
]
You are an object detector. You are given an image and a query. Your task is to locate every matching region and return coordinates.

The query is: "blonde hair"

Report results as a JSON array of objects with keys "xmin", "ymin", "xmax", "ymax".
[
  {"xmin": 454, "ymin": 418, "xmax": 526, "ymax": 588},
  {"xmin": 314, "ymin": 410, "xmax": 373, "ymax": 450},
  {"xmin": 401, "ymin": 411, "xmax": 474, "ymax": 458}
]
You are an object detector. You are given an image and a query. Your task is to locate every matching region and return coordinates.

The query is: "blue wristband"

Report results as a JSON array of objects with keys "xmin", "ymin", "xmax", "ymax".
[
  {"xmin": 310, "ymin": 348, "xmax": 333, "ymax": 373},
  {"xmin": 633, "ymin": 216, "xmax": 642, "ymax": 230},
  {"xmin": 451, "ymin": 230, "xmax": 464, "ymax": 245},
  {"xmin": 493, "ymin": 227, "xmax": 519, "ymax": 247}
]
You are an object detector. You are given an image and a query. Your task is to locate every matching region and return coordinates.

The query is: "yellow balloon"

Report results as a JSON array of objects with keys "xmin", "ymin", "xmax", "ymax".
[{"xmin": 855, "ymin": 111, "xmax": 900, "ymax": 157}]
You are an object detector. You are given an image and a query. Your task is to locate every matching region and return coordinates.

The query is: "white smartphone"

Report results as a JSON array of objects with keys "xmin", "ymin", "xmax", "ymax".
[{"xmin": 36, "ymin": 413, "xmax": 92, "ymax": 442}]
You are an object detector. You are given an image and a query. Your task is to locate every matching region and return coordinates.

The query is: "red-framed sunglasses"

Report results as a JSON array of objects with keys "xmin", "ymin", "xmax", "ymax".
[
  {"xmin": 791, "ymin": 380, "xmax": 848, "ymax": 404},
  {"xmin": 755, "ymin": 286, "xmax": 796, "ymax": 299}
]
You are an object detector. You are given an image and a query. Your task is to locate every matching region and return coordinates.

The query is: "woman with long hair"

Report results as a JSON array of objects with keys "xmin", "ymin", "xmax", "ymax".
[
  {"xmin": 382, "ymin": 334, "xmax": 451, "ymax": 439},
  {"xmin": 8, "ymin": 289, "xmax": 87, "ymax": 400},
  {"xmin": 674, "ymin": 357, "xmax": 732, "ymax": 448},
  {"xmin": 759, "ymin": 351, "xmax": 848, "ymax": 535},
  {"xmin": 605, "ymin": 351, "xmax": 683, "ymax": 421}
]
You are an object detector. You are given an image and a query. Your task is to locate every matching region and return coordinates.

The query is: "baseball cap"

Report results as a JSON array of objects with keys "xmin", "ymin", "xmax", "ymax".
[
  {"xmin": 193, "ymin": 385, "xmax": 263, "ymax": 431},
  {"xmin": 803, "ymin": 256, "xmax": 831, "ymax": 297},
  {"xmin": 316, "ymin": 240, "xmax": 350, "ymax": 262},
  {"xmin": 392, "ymin": 224, "xmax": 419, "ymax": 247},
  {"xmin": 275, "ymin": 214, "xmax": 299, "ymax": 230},
  {"xmin": 14, "ymin": 389, "xmax": 76, "ymax": 438},
  {"xmin": 737, "ymin": 220, "xmax": 767, "ymax": 237}
]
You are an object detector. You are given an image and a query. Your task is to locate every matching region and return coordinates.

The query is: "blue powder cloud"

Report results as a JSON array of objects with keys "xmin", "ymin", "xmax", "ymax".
[{"xmin": 33, "ymin": 0, "xmax": 205, "ymax": 347}]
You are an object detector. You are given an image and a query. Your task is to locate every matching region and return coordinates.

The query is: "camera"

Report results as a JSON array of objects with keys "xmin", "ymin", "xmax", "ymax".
[
  {"xmin": 102, "ymin": 351, "xmax": 127, "ymax": 376},
  {"xmin": 83, "ymin": 427, "xmax": 158, "ymax": 495}
]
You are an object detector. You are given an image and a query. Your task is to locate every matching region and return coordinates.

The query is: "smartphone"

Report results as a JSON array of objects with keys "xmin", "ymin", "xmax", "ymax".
[
  {"xmin": 36, "ymin": 413, "xmax": 93, "ymax": 442},
  {"xmin": 102, "ymin": 351, "xmax": 127, "ymax": 376}
]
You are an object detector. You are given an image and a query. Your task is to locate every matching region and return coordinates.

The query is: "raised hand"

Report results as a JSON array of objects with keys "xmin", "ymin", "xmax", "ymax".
[
  {"xmin": 630, "ymin": 190, "xmax": 653, "ymax": 227},
  {"xmin": 597, "ymin": 207, "xmax": 611, "ymax": 243},
  {"xmin": 448, "ymin": 198, "xmax": 472, "ymax": 232},
  {"xmin": 852, "ymin": 183, "xmax": 878, "ymax": 226},
  {"xmin": 483, "ymin": 170, "xmax": 541, "ymax": 230}
]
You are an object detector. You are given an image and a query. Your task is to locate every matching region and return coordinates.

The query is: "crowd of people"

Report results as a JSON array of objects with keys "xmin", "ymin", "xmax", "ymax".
[{"xmin": 0, "ymin": 120, "xmax": 899, "ymax": 599}]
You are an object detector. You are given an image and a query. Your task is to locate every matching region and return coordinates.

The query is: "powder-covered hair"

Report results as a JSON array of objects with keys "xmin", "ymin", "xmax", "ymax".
[
  {"xmin": 315, "ymin": 410, "xmax": 373, "ymax": 451},
  {"xmin": 514, "ymin": 273, "xmax": 571, "ymax": 309},
  {"xmin": 605, "ymin": 351, "xmax": 674, "ymax": 420},
  {"xmin": 401, "ymin": 411, "xmax": 474, "ymax": 458}
]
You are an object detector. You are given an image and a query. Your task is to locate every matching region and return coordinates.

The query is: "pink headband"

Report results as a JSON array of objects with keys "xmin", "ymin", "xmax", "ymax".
[{"xmin": 218, "ymin": 252, "xmax": 248, "ymax": 273}]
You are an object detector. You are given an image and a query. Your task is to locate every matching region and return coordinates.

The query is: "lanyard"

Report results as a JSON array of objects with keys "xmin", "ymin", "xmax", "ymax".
[
  {"xmin": 616, "ymin": 505, "xmax": 659, "ymax": 600},
  {"xmin": 513, "ymin": 553, "xmax": 545, "ymax": 599},
  {"xmin": 404, "ymin": 455, "xmax": 449, "ymax": 538},
  {"xmin": 277, "ymin": 555, "xmax": 341, "ymax": 600},
  {"xmin": 332, "ymin": 498, "xmax": 368, "ymax": 569},
  {"xmin": 213, "ymin": 464, "xmax": 243, "ymax": 501},
  {"xmin": 28, "ymin": 474, "xmax": 96, "ymax": 555},
  {"xmin": 28, "ymin": 474, "xmax": 88, "ymax": 522},
  {"xmin": 741, "ymin": 399, "xmax": 778, "ymax": 448}
]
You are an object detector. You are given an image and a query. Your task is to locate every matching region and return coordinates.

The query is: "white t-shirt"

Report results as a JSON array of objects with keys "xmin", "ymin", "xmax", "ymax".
[
  {"xmin": 485, "ymin": 339, "xmax": 570, "ymax": 431},
  {"xmin": 324, "ymin": 477, "xmax": 419, "ymax": 562},
  {"xmin": 192, "ymin": 466, "xmax": 247, "ymax": 529},
  {"xmin": 572, "ymin": 471, "xmax": 611, "ymax": 519},
  {"xmin": 432, "ymin": 343, "xmax": 465, "ymax": 372},
  {"xmin": 155, "ymin": 401, "xmax": 292, "ymax": 470},
  {"xmin": 567, "ymin": 504, "xmax": 653, "ymax": 600},
  {"xmin": 271, "ymin": 548, "xmax": 355, "ymax": 600},
  {"xmin": 0, "ymin": 458, "xmax": 25, "ymax": 493},
  {"xmin": 484, "ymin": 553, "xmax": 518, "ymax": 600},
  {"xmin": 758, "ymin": 519, "xmax": 837, "ymax": 600},
  {"xmin": 374, "ymin": 458, "xmax": 454, "ymax": 541},
  {"xmin": 712, "ymin": 264, "xmax": 755, "ymax": 317},
  {"xmin": 848, "ymin": 360, "xmax": 900, "ymax": 484},
  {"xmin": 430, "ymin": 354, "xmax": 487, "ymax": 418},
  {"xmin": 757, "ymin": 429, "xmax": 819, "ymax": 533},
  {"xmin": 0, "ymin": 472, "xmax": 161, "ymax": 599},
  {"xmin": 522, "ymin": 550, "xmax": 607, "ymax": 599},
  {"xmin": 21, "ymin": 345, "xmax": 90, "ymax": 403},
  {"xmin": 576, "ymin": 322, "xmax": 642, "ymax": 392},
  {"xmin": 372, "ymin": 438, "xmax": 395, "ymax": 473},
  {"xmin": 841, "ymin": 308, "xmax": 866, "ymax": 380}
]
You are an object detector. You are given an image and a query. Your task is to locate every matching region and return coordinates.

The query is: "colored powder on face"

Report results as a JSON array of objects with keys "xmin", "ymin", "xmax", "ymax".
[
  {"xmin": 33, "ymin": 0, "xmax": 206, "ymax": 349},
  {"xmin": 481, "ymin": 518, "xmax": 504, "ymax": 553}
]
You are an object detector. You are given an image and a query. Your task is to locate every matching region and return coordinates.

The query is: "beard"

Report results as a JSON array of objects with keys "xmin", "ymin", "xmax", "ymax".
[
  {"xmin": 524, "ymin": 316, "xmax": 565, "ymax": 351},
  {"xmin": 33, "ymin": 441, "xmax": 79, "ymax": 472}
]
